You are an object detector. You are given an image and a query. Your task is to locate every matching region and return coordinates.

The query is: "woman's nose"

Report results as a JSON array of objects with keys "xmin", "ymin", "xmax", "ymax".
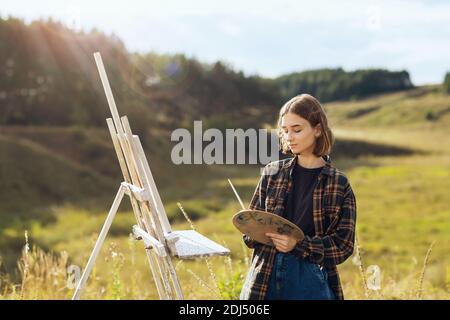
[{"xmin": 286, "ymin": 132, "xmax": 294, "ymax": 141}]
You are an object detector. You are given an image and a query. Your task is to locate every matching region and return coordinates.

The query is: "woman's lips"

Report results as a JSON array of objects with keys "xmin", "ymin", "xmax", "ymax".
[{"xmin": 289, "ymin": 144, "xmax": 297, "ymax": 148}]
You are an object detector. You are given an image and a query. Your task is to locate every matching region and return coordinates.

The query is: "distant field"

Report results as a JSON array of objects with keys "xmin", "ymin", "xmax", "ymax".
[{"xmin": 1, "ymin": 86, "xmax": 449, "ymax": 299}]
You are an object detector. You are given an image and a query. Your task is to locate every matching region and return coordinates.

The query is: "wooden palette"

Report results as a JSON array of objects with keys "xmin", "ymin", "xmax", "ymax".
[{"xmin": 232, "ymin": 209, "xmax": 304, "ymax": 246}]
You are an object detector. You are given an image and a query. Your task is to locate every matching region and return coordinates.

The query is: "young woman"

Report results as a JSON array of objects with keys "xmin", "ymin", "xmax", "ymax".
[{"xmin": 240, "ymin": 94, "xmax": 357, "ymax": 300}]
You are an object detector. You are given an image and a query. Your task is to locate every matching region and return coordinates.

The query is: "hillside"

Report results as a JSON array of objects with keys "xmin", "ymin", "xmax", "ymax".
[
  {"xmin": 1, "ymin": 85, "xmax": 446, "ymax": 224},
  {"xmin": 0, "ymin": 16, "xmax": 432, "ymax": 224},
  {"xmin": 325, "ymin": 85, "xmax": 450, "ymax": 129}
]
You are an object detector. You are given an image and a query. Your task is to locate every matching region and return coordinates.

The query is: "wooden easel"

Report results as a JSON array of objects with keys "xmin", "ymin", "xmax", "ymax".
[{"xmin": 72, "ymin": 52, "xmax": 230, "ymax": 300}]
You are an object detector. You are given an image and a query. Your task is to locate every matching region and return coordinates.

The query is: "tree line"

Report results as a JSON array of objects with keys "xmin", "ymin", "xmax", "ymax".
[{"xmin": 0, "ymin": 17, "xmax": 417, "ymax": 130}]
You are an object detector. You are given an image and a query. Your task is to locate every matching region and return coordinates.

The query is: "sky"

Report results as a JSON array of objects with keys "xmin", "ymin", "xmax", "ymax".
[{"xmin": 1, "ymin": 0, "xmax": 449, "ymax": 85}]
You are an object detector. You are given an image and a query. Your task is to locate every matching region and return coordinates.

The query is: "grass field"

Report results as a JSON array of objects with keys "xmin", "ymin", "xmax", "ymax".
[{"xmin": 1, "ymin": 86, "xmax": 449, "ymax": 299}]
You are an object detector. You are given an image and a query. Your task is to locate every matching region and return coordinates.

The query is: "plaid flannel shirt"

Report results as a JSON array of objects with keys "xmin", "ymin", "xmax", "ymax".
[{"xmin": 240, "ymin": 155, "xmax": 357, "ymax": 300}]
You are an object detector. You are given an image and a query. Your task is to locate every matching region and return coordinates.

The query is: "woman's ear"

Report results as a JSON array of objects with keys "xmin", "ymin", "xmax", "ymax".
[{"xmin": 314, "ymin": 124, "xmax": 322, "ymax": 138}]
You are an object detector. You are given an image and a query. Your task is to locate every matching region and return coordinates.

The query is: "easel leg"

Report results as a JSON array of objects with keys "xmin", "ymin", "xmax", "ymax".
[{"xmin": 72, "ymin": 184, "xmax": 126, "ymax": 300}]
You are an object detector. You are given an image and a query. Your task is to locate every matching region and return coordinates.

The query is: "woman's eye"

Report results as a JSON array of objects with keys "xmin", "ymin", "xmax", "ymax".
[{"xmin": 294, "ymin": 130, "xmax": 301, "ymax": 133}]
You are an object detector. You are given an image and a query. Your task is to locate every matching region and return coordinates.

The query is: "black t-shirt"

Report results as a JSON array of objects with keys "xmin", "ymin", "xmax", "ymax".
[{"xmin": 284, "ymin": 163, "xmax": 324, "ymax": 237}]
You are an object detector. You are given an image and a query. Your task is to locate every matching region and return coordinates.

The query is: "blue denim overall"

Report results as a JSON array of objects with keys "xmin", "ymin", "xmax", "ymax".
[{"xmin": 265, "ymin": 252, "xmax": 335, "ymax": 300}]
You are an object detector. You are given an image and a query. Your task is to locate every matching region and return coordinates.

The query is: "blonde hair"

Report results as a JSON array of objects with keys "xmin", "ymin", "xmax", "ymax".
[{"xmin": 277, "ymin": 94, "xmax": 334, "ymax": 156}]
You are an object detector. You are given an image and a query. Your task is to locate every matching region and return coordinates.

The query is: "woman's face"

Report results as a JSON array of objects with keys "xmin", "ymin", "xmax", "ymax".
[{"xmin": 281, "ymin": 112, "xmax": 321, "ymax": 155}]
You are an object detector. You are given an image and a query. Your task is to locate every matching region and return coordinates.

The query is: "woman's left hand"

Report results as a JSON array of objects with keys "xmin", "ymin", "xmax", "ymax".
[{"xmin": 265, "ymin": 232, "xmax": 298, "ymax": 253}]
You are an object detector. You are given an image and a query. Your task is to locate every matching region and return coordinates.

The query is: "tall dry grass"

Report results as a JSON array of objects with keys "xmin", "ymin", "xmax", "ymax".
[{"xmin": 0, "ymin": 222, "xmax": 445, "ymax": 300}]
